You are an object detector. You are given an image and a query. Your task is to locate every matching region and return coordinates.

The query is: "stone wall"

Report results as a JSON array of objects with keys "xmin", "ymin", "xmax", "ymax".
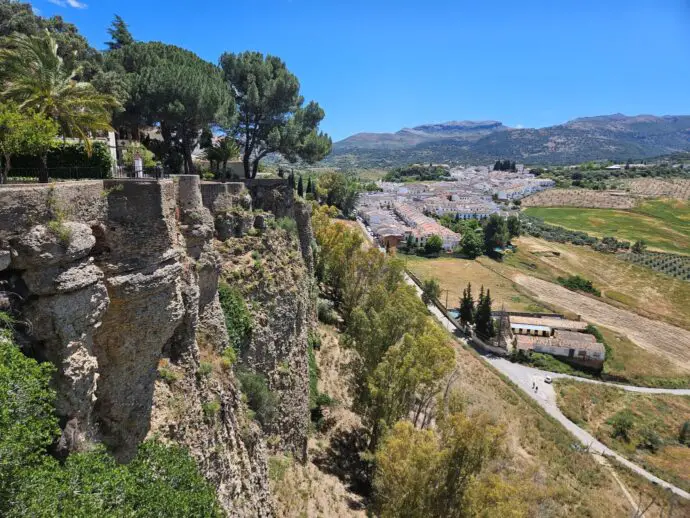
[{"xmin": 0, "ymin": 178, "xmax": 275, "ymax": 516}]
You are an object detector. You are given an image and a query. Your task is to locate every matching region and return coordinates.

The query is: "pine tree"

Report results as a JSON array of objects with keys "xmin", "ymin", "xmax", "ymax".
[
  {"xmin": 459, "ymin": 283, "xmax": 475, "ymax": 326},
  {"xmin": 106, "ymin": 15, "xmax": 134, "ymax": 51},
  {"xmin": 297, "ymin": 175, "xmax": 304, "ymax": 197}
]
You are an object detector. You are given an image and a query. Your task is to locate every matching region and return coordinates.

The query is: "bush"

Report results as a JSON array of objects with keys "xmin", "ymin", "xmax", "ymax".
[
  {"xmin": 680, "ymin": 421, "xmax": 690, "ymax": 446},
  {"xmin": 237, "ymin": 370, "xmax": 278, "ymax": 427},
  {"xmin": 274, "ymin": 216, "xmax": 298, "ymax": 235},
  {"xmin": 201, "ymin": 399, "xmax": 221, "ymax": 420},
  {"xmin": 557, "ymin": 275, "xmax": 601, "ymax": 296},
  {"xmin": 220, "ymin": 347, "xmax": 237, "ymax": 370},
  {"xmin": 608, "ymin": 410, "xmax": 634, "ymax": 441},
  {"xmin": 9, "ymin": 141, "xmax": 112, "ymax": 179},
  {"xmin": 197, "ymin": 361, "xmax": 213, "ymax": 378},
  {"xmin": 218, "ymin": 283, "xmax": 252, "ymax": 354},
  {"xmin": 317, "ymin": 299, "xmax": 338, "ymax": 325},
  {"xmin": 638, "ymin": 427, "xmax": 662, "ymax": 453}
]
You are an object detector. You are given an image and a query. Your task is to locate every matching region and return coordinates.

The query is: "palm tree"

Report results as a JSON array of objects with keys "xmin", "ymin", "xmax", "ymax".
[
  {"xmin": 0, "ymin": 31, "xmax": 119, "ymax": 180},
  {"xmin": 204, "ymin": 136, "xmax": 239, "ymax": 180}
]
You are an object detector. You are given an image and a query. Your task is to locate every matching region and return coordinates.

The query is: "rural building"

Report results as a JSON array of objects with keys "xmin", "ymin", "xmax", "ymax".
[
  {"xmin": 514, "ymin": 331, "xmax": 605, "ymax": 366},
  {"xmin": 509, "ymin": 315, "xmax": 588, "ymax": 335}
]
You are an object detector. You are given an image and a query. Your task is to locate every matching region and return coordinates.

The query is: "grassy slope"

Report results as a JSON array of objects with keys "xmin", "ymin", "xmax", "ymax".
[
  {"xmin": 408, "ymin": 252, "xmax": 690, "ymax": 387},
  {"xmin": 554, "ymin": 379, "xmax": 690, "ymax": 494},
  {"xmin": 404, "ymin": 254, "xmax": 547, "ymax": 312},
  {"xmin": 523, "ymin": 199, "xmax": 690, "ymax": 254},
  {"xmin": 503, "ymin": 236, "xmax": 690, "ymax": 330}
]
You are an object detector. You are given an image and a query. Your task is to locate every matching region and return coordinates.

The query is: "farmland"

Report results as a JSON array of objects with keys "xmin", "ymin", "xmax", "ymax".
[
  {"xmin": 523, "ymin": 199, "xmax": 690, "ymax": 254},
  {"xmin": 522, "ymin": 189, "xmax": 636, "ymax": 209},
  {"xmin": 554, "ymin": 379, "xmax": 690, "ymax": 494},
  {"xmin": 622, "ymin": 178, "xmax": 690, "ymax": 200},
  {"xmin": 617, "ymin": 251, "xmax": 690, "ymax": 281},
  {"xmin": 503, "ymin": 236, "xmax": 690, "ymax": 330},
  {"xmin": 404, "ymin": 255, "xmax": 547, "ymax": 312}
]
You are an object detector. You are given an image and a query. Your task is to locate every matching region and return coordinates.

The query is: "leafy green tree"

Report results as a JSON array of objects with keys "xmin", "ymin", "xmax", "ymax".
[
  {"xmin": 424, "ymin": 234, "xmax": 443, "ymax": 256},
  {"xmin": 105, "ymin": 42, "xmax": 231, "ymax": 173},
  {"xmin": 405, "ymin": 233, "xmax": 415, "ymax": 253},
  {"xmin": 319, "ymin": 171, "xmax": 359, "ymax": 216},
  {"xmin": 507, "ymin": 215, "xmax": 521, "ymax": 239},
  {"xmin": 374, "ymin": 411, "xmax": 518, "ymax": 518},
  {"xmin": 632, "ymin": 240, "xmax": 647, "ymax": 254},
  {"xmin": 483, "ymin": 214, "xmax": 509, "ymax": 255},
  {"xmin": 366, "ymin": 322, "xmax": 455, "ymax": 450},
  {"xmin": 0, "ymin": 103, "xmax": 57, "ymax": 183},
  {"xmin": 459, "ymin": 229, "xmax": 483, "ymax": 258},
  {"xmin": 0, "ymin": 328, "xmax": 59, "ymax": 514},
  {"xmin": 0, "ymin": 31, "xmax": 118, "ymax": 171},
  {"xmin": 105, "ymin": 15, "xmax": 134, "ymax": 51},
  {"xmin": 421, "ymin": 277, "xmax": 441, "ymax": 305},
  {"xmin": 459, "ymin": 283, "xmax": 475, "ymax": 326},
  {"xmin": 219, "ymin": 51, "xmax": 332, "ymax": 178}
]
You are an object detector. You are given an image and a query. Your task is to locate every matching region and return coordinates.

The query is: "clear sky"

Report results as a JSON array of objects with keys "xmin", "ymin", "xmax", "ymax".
[{"xmin": 33, "ymin": 0, "xmax": 690, "ymax": 140}]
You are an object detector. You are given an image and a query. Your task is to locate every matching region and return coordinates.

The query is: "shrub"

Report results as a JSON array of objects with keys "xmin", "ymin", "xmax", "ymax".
[
  {"xmin": 317, "ymin": 299, "xmax": 337, "ymax": 325},
  {"xmin": 218, "ymin": 283, "xmax": 252, "ymax": 354},
  {"xmin": 220, "ymin": 347, "xmax": 237, "ymax": 370},
  {"xmin": 237, "ymin": 370, "xmax": 278, "ymax": 427},
  {"xmin": 158, "ymin": 365, "xmax": 181, "ymax": 384},
  {"xmin": 680, "ymin": 420, "xmax": 690, "ymax": 446},
  {"xmin": 608, "ymin": 410, "xmax": 634, "ymax": 441},
  {"xmin": 201, "ymin": 399, "xmax": 221, "ymax": 420},
  {"xmin": 197, "ymin": 361, "xmax": 213, "ymax": 378},
  {"xmin": 557, "ymin": 275, "xmax": 601, "ymax": 297},
  {"xmin": 274, "ymin": 216, "xmax": 297, "ymax": 235},
  {"xmin": 638, "ymin": 427, "xmax": 662, "ymax": 453},
  {"xmin": 9, "ymin": 141, "xmax": 112, "ymax": 179}
]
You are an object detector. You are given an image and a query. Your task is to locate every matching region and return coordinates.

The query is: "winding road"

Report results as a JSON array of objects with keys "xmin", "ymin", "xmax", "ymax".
[
  {"xmin": 404, "ymin": 274, "xmax": 690, "ymax": 501},
  {"xmin": 359, "ymin": 218, "xmax": 690, "ymax": 499}
]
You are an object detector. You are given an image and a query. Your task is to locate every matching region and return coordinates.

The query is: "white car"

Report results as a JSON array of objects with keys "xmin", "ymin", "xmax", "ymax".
[{"xmin": 544, "ymin": 376, "xmax": 553, "ymax": 384}]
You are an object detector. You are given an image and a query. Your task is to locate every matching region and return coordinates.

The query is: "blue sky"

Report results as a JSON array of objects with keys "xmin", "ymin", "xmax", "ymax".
[{"xmin": 33, "ymin": 0, "xmax": 690, "ymax": 140}]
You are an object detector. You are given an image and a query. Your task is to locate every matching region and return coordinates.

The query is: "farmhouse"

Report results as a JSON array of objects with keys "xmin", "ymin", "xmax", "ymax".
[
  {"xmin": 514, "ymin": 331, "xmax": 605, "ymax": 364},
  {"xmin": 509, "ymin": 315, "xmax": 589, "ymax": 335}
]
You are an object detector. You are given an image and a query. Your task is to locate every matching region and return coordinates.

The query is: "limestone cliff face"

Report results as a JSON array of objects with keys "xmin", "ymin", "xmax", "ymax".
[{"xmin": 0, "ymin": 177, "xmax": 316, "ymax": 516}]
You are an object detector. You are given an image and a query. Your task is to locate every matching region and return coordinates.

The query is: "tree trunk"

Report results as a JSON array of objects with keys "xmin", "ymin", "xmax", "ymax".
[
  {"xmin": 182, "ymin": 130, "xmax": 195, "ymax": 175},
  {"xmin": 1, "ymin": 154, "xmax": 10, "ymax": 184},
  {"xmin": 251, "ymin": 159, "xmax": 259, "ymax": 179},
  {"xmin": 243, "ymin": 150, "xmax": 251, "ymax": 179},
  {"xmin": 39, "ymin": 153, "xmax": 49, "ymax": 183}
]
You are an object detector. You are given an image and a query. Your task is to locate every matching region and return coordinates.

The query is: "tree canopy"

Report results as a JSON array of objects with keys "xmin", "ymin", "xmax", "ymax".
[
  {"xmin": 105, "ymin": 42, "xmax": 232, "ymax": 173},
  {"xmin": 219, "ymin": 51, "xmax": 332, "ymax": 177},
  {"xmin": 105, "ymin": 15, "xmax": 134, "ymax": 51}
]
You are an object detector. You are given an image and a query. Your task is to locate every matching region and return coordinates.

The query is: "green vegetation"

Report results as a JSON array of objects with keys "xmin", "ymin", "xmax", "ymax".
[
  {"xmin": 493, "ymin": 159, "xmax": 516, "ymax": 172},
  {"xmin": 383, "ymin": 164, "xmax": 452, "ymax": 182},
  {"xmin": 523, "ymin": 199, "xmax": 690, "ymax": 254},
  {"xmin": 237, "ymin": 370, "xmax": 279, "ymax": 426},
  {"xmin": 218, "ymin": 282, "xmax": 252, "ymax": 354},
  {"xmin": 421, "ymin": 277, "xmax": 441, "ymax": 304},
  {"xmin": 473, "ymin": 286, "xmax": 495, "ymax": 338},
  {"xmin": 555, "ymin": 379, "xmax": 690, "ymax": 493},
  {"xmin": 618, "ymin": 251, "xmax": 690, "ymax": 281},
  {"xmin": 557, "ymin": 275, "xmax": 601, "ymax": 296},
  {"xmin": 0, "ymin": 325, "xmax": 220, "ymax": 516},
  {"xmin": 219, "ymin": 51, "xmax": 331, "ymax": 178},
  {"xmin": 317, "ymin": 171, "xmax": 360, "ymax": 216}
]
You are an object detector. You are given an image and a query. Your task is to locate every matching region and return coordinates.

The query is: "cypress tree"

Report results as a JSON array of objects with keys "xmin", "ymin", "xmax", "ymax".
[
  {"xmin": 306, "ymin": 176, "xmax": 313, "ymax": 195},
  {"xmin": 288, "ymin": 171, "xmax": 295, "ymax": 189},
  {"xmin": 459, "ymin": 282, "xmax": 475, "ymax": 326},
  {"xmin": 297, "ymin": 175, "xmax": 304, "ymax": 197}
]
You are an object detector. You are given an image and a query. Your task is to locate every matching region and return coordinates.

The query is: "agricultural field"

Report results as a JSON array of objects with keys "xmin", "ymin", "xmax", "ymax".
[
  {"xmin": 523, "ymin": 199, "xmax": 690, "ymax": 254},
  {"xmin": 404, "ymin": 255, "xmax": 547, "ymax": 312},
  {"xmin": 522, "ymin": 189, "xmax": 636, "ymax": 209},
  {"xmin": 504, "ymin": 236, "xmax": 690, "ymax": 330},
  {"xmin": 617, "ymin": 251, "xmax": 690, "ymax": 281},
  {"xmin": 554, "ymin": 379, "xmax": 690, "ymax": 494},
  {"xmin": 621, "ymin": 178, "xmax": 690, "ymax": 200}
]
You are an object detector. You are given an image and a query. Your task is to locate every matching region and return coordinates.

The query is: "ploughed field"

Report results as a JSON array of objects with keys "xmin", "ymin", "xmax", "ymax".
[{"xmin": 523, "ymin": 199, "xmax": 690, "ymax": 254}]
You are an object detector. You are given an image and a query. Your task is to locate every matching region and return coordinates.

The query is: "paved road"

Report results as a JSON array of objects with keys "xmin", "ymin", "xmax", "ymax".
[
  {"xmin": 406, "ymin": 273, "xmax": 690, "ymax": 501},
  {"xmin": 354, "ymin": 220, "xmax": 690, "ymax": 499}
]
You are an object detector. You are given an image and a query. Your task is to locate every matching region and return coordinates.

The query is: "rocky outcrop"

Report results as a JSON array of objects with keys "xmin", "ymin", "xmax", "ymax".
[{"xmin": 0, "ymin": 177, "xmax": 281, "ymax": 516}]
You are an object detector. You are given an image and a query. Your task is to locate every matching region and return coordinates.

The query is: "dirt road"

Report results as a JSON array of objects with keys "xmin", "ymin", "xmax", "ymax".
[{"xmin": 513, "ymin": 274, "xmax": 690, "ymax": 370}]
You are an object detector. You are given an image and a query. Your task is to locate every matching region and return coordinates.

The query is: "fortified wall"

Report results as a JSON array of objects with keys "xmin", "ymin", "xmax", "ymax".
[{"xmin": 0, "ymin": 176, "xmax": 313, "ymax": 516}]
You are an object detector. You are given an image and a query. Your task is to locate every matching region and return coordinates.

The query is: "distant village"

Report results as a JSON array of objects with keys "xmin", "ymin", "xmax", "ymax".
[{"xmin": 357, "ymin": 164, "xmax": 554, "ymax": 250}]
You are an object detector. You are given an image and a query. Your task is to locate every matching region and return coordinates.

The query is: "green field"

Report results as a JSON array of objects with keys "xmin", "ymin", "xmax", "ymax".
[{"xmin": 523, "ymin": 199, "xmax": 690, "ymax": 254}]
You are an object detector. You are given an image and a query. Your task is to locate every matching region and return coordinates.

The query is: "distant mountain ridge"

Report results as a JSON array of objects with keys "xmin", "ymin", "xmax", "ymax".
[{"xmin": 328, "ymin": 114, "xmax": 690, "ymax": 167}]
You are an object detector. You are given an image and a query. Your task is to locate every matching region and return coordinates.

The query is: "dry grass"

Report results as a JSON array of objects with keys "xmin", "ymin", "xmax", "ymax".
[
  {"xmin": 504, "ymin": 236, "xmax": 690, "ymax": 330},
  {"xmin": 554, "ymin": 379, "xmax": 690, "ymax": 493},
  {"xmin": 405, "ymin": 255, "xmax": 547, "ymax": 312},
  {"xmin": 522, "ymin": 189, "xmax": 637, "ymax": 208},
  {"xmin": 622, "ymin": 178, "xmax": 690, "ymax": 200}
]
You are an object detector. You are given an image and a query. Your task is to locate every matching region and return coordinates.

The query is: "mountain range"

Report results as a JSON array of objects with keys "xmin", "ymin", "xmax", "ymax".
[{"xmin": 326, "ymin": 114, "xmax": 690, "ymax": 167}]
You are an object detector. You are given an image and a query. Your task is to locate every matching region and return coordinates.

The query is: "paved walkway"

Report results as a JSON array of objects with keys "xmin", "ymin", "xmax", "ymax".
[{"xmin": 405, "ymin": 273, "xmax": 690, "ymax": 501}]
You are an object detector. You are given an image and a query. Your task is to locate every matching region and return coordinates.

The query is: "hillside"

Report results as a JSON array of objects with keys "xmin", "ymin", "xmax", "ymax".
[{"xmin": 328, "ymin": 114, "xmax": 690, "ymax": 167}]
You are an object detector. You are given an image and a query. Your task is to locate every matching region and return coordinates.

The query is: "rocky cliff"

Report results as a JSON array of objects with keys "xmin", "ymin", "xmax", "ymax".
[{"xmin": 0, "ymin": 176, "xmax": 314, "ymax": 516}]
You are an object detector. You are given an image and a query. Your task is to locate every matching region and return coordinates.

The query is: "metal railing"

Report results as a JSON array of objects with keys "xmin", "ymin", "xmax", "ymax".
[{"xmin": 1, "ymin": 165, "xmax": 171, "ymax": 184}]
